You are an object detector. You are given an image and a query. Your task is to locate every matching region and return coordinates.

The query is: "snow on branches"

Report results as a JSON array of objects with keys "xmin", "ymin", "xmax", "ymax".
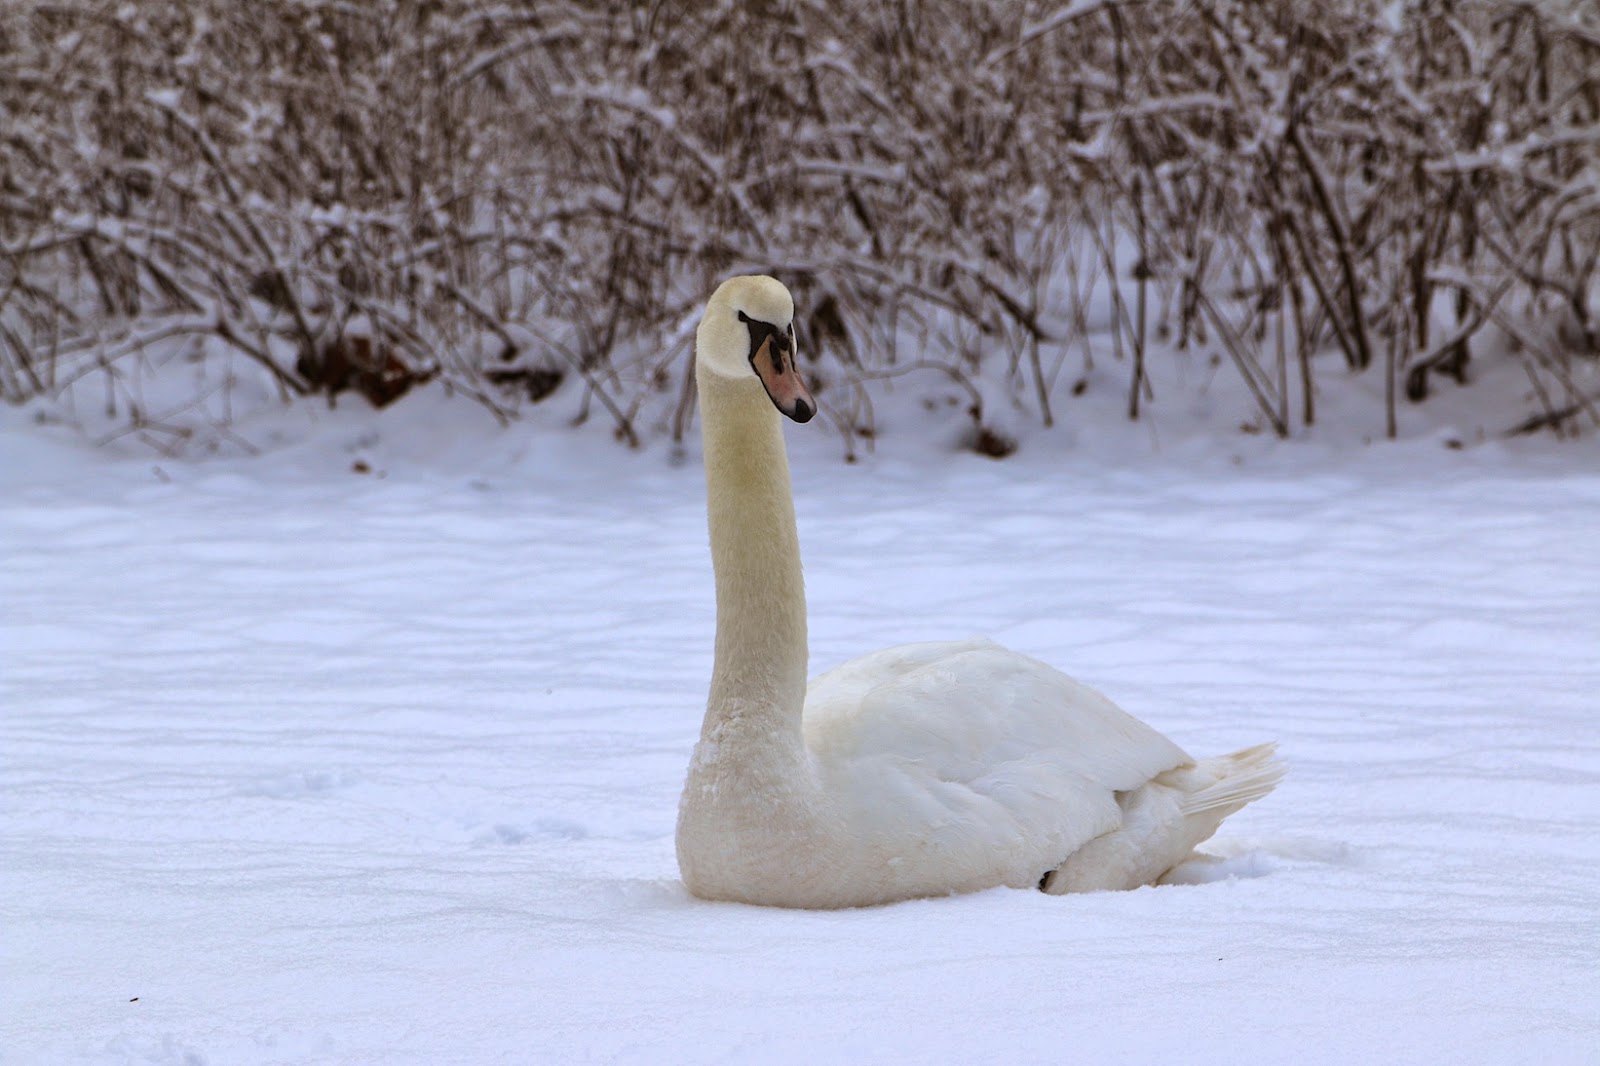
[{"xmin": 2, "ymin": 0, "xmax": 1596, "ymax": 451}]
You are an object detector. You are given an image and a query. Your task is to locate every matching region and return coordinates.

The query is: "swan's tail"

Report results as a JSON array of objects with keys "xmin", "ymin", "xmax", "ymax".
[
  {"xmin": 1182, "ymin": 742, "xmax": 1285, "ymax": 816},
  {"xmin": 1042, "ymin": 743, "xmax": 1284, "ymax": 893}
]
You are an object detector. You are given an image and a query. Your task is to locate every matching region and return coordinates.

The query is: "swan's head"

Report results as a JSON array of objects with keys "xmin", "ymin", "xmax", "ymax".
[{"xmin": 698, "ymin": 275, "xmax": 815, "ymax": 423}]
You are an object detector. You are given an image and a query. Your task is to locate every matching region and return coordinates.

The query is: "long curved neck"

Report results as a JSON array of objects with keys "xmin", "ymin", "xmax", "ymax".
[{"xmin": 698, "ymin": 366, "xmax": 809, "ymax": 745}]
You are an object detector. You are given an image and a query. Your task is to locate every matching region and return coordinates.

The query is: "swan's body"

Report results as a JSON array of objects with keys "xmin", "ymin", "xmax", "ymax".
[{"xmin": 677, "ymin": 276, "xmax": 1282, "ymax": 909}]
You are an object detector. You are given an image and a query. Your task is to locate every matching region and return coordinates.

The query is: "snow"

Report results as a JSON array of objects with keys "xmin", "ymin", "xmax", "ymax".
[
  {"xmin": 142, "ymin": 88, "xmax": 184, "ymax": 111},
  {"xmin": 3, "ymin": 384, "xmax": 1599, "ymax": 1064}
]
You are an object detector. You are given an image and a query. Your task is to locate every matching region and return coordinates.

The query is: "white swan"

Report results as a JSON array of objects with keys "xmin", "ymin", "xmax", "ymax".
[{"xmin": 677, "ymin": 275, "xmax": 1283, "ymax": 908}]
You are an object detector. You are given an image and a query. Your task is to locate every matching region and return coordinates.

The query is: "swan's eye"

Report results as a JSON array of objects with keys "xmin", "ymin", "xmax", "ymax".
[{"xmin": 737, "ymin": 310, "xmax": 788, "ymax": 371}]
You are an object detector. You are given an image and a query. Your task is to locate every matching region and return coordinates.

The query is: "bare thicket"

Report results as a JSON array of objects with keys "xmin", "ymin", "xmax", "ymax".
[{"xmin": 2, "ymin": 0, "xmax": 1597, "ymax": 452}]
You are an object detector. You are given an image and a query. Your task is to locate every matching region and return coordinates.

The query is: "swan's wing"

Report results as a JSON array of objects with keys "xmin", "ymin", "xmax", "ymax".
[
  {"xmin": 803, "ymin": 640, "xmax": 989, "ymax": 725},
  {"xmin": 803, "ymin": 640, "xmax": 1193, "ymax": 882},
  {"xmin": 805, "ymin": 639, "xmax": 1190, "ymax": 780}
]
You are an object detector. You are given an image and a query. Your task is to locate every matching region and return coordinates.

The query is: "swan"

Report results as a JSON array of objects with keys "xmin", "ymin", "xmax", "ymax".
[{"xmin": 677, "ymin": 275, "xmax": 1283, "ymax": 908}]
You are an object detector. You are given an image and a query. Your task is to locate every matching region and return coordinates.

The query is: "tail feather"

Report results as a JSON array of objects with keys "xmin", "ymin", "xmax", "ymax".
[{"xmin": 1181, "ymin": 742, "xmax": 1285, "ymax": 816}]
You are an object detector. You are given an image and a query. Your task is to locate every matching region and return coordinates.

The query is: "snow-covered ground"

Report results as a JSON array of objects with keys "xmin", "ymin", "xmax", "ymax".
[{"xmin": 3, "ymin": 375, "xmax": 1598, "ymax": 1064}]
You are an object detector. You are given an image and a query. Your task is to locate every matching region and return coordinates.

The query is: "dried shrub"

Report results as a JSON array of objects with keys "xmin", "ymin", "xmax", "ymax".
[{"xmin": 1, "ymin": 0, "xmax": 1596, "ymax": 452}]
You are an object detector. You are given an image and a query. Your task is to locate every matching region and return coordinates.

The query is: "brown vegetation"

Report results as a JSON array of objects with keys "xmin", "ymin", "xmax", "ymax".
[{"xmin": 2, "ymin": 1, "xmax": 1596, "ymax": 451}]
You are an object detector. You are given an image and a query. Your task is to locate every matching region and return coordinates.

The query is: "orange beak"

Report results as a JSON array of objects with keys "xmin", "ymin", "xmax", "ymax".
[{"xmin": 751, "ymin": 335, "xmax": 815, "ymax": 423}]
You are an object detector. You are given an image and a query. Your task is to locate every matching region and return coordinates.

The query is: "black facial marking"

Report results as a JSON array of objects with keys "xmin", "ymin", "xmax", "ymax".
[{"xmin": 737, "ymin": 310, "xmax": 793, "ymax": 373}]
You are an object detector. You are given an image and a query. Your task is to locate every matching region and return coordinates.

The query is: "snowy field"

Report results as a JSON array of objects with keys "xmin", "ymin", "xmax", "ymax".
[{"xmin": 4, "ymin": 383, "xmax": 1599, "ymax": 1064}]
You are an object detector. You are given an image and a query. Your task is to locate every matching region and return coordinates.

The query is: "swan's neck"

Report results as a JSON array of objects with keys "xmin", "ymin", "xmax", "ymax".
[{"xmin": 697, "ymin": 369, "xmax": 809, "ymax": 754}]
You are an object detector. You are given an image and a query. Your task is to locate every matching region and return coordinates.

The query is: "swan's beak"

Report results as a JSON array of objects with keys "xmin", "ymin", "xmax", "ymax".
[{"xmin": 752, "ymin": 335, "xmax": 816, "ymax": 423}]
